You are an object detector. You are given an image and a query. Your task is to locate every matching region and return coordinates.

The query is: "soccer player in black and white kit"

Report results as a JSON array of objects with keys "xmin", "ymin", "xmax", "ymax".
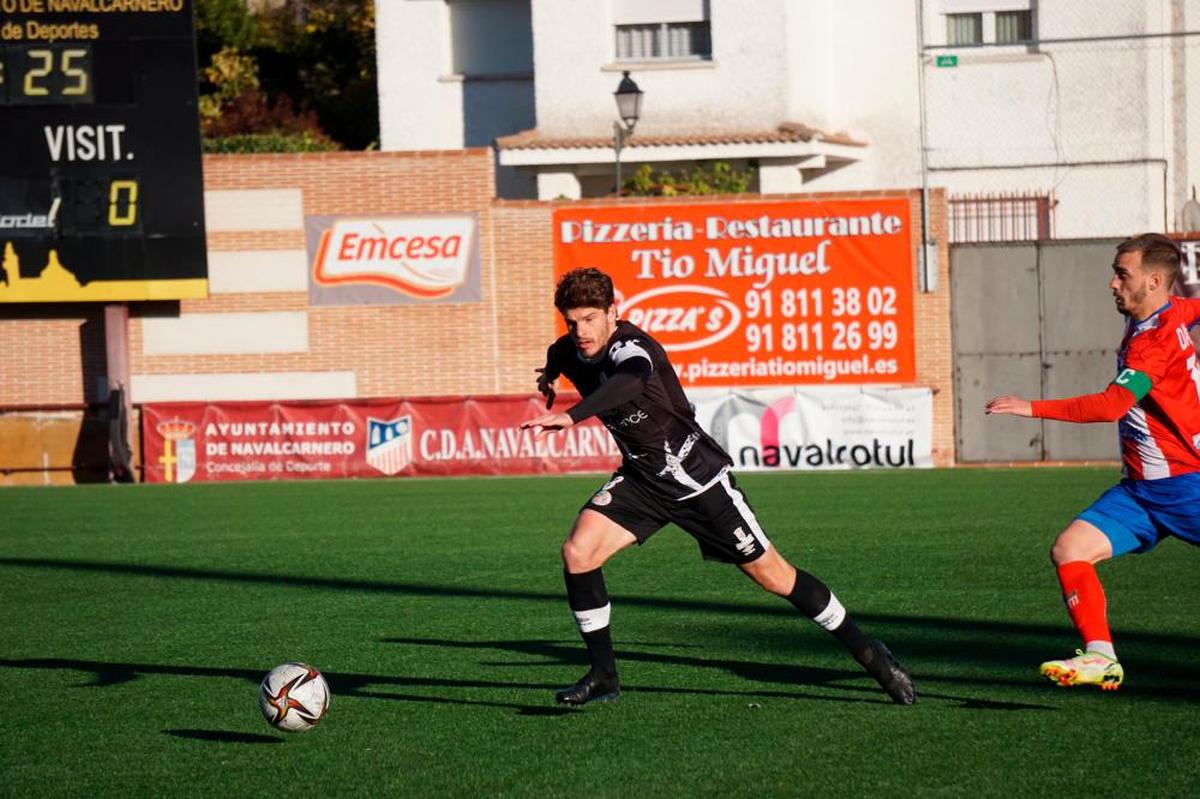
[{"xmin": 521, "ymin": 268, "xmax": 916, "ymax": 706}]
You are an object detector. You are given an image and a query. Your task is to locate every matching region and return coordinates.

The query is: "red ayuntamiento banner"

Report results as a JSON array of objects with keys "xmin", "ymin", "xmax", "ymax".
[{"xmin": 142, "ymin": 396, "xmax": 619, "ymax": 484}]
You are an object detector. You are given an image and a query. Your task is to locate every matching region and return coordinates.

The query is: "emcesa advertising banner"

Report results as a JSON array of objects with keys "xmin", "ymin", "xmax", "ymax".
[
  {"xmin": 553, "ymin": 199, "xmax": 915, "ymax": 388},
  {"xmin": 305, "ymin": 214, "xmax": 482, "ymax": 305},
  {"xmin": 142, "ymin": 397, "xmax": 619, "ymax": 483},
  {"xmin": 690, "ymin": 386, "xmax": 932, "ymax": 471}
]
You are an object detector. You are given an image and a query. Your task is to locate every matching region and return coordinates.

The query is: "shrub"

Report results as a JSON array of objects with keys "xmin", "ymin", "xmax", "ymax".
[
  {"xmin": 622, "ymin": 161, "xmax": 756, "ymax": 196},
  {"xmin": 202, "ymin": 132, "xmax": 340, "ymax": 154}
]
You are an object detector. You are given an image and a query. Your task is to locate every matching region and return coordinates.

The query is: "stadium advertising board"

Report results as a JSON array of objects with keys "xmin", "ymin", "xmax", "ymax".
[
  {"xmin": 0, "ymin": 0, "xmax": 207, "ymax": 302},
  {"xmin": 142, "ymin": 386, "xmax": 929, "ymax": 483},
  {"xmin": 305, "ymin": 214, "xmax": 482, "ymax": 305},
  {"xmin": 552, "ymin": 199, "xmax": 915, "ymax": 387},
  {"xmin": 142, "ymin": 396, "xmax": 619, "ymax": 483},
  {"xmin": 690, "ymin": 387, "xmax": 932, "ymax": 471}
]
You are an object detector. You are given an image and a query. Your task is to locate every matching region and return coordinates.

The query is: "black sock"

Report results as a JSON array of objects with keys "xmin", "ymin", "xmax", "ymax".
[
  {"xmin": 564, "ymin": 568, "xmax": 617, "ymax": 677},
  {"xmin": 786, "ymin": 569, "xmax": 877, "ymax": 668}
]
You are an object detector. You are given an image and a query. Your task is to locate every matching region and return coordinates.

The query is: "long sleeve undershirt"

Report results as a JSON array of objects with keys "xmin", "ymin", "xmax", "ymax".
[
  {"xmin": 1030, "ymin": 382, "xmax": 1137, "ymax": 423},
  {"xmin": 565, "ymin": 357, "xmax": 652, "ymax": 424}
]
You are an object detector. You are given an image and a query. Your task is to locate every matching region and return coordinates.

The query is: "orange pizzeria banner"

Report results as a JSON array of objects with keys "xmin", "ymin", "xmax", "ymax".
[{"xmin": 553, "ymin": 198, "xmax": 916, "ymax": 387}]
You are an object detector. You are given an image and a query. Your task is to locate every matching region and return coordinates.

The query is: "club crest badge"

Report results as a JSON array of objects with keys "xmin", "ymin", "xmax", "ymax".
[
  {"xmin": 156, "ymin": 419, "xmax": 196, "ymax": 483},
  {"xmin": 367, "ymin": 416, "xmax": 413, "ymax": 475}
]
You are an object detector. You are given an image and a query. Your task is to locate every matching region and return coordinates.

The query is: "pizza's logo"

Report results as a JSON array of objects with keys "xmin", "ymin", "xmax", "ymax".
[
  {"xmin": 366, "ymin": 416, "xmax": 412, "ymax": 476},
  {"xmin": 312, "ymin": 216, "xmax": 476, "ymax": 299},
  {"xmin": 156, "ymin": 419, "xmax": 197, "ymax": 484},
  {"xmin": 619, "ymin": 285, "xmax": 741, "ymax": 352}
]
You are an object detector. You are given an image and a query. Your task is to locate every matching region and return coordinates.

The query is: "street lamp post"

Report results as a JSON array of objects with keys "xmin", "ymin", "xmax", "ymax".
[{"xmin": 612, "ymin": 71, "xmax": 643, "ymax": 196}]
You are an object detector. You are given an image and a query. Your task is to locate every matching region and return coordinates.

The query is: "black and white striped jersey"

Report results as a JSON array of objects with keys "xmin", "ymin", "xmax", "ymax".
[{"xmin": 544, "ymin": 320, "xmax": 732, "ymax": 499}]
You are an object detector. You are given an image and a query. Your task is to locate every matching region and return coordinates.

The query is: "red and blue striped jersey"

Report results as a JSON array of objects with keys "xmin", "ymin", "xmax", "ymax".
[{"xmin": 1116, "ymin": 297, "xmax": 1200, "ymax": 479}]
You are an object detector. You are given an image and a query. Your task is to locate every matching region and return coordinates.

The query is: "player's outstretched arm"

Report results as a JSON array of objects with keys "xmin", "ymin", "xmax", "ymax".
[
  {"xmin": 985, "ymin": 394, "xmax": 1033, "ymax": 416},
  {"xmin": 1033, "ymin": 382, "xmax": 1138, "ymax": 423},
  {"xmin": 535, "ymin": 368, "xmax": 557, "ymax": 409},
  {"xmin": 562, "ymin": 357, "xmax": 652, "ymax": 424},
  {"xmin": 536, "ymin": 341, "xmax": 567, "ymax": 409},
  {"xmin": 988, "ymin": 379, "xmax": 1141, "ymax": 424},
  {"xmin": 520, "ymin": 354, "xmax": 652, "ymax": 438},
  {"xmin": 521, "ymin": 411, "xmax": 574, "ymax": 439}
]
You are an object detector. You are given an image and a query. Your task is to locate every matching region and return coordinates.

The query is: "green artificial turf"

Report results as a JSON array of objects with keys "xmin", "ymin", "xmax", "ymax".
[{"xmin": 2, "ymin": 468, "xmax": 1199, "ymax": 797}]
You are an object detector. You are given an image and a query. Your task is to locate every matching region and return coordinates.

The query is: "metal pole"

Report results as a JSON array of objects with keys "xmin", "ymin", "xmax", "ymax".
[
  {"xmin": 103, "ymin": 303, "xmax": 134, "ymax": 481},
  {"xmin": 613, "ymin": 121, "xmax": 624, "ymax": 196},
  {"xmin": 104, "ymin": 303, "xmax": 130, "ymax": 410},
  {"xmin": 915, "ymin": 0, "xmax": 937, "ymax": 292}
]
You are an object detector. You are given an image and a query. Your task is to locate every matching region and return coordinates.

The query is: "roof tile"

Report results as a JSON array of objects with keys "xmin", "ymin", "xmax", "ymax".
[{"xmin": 495, "ymin": 123, "xmax": 866, "ymax": 150}]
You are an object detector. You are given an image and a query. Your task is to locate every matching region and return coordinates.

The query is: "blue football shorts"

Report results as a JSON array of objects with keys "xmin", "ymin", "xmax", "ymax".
[{"xmin": 1077, "ymin": 471, "xmax": 1200, "ymax": 557}]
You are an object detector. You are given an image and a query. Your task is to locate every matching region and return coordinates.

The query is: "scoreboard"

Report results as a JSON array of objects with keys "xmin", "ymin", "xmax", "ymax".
[{"xmin": 0, "ymin": 1, "xmax": 207, "ymax": 302}]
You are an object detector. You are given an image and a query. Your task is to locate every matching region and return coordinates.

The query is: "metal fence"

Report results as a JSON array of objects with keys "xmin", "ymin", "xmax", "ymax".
[{"xmin": 948, "ymin": 192, "xmax": 1055, "ymax": 243}]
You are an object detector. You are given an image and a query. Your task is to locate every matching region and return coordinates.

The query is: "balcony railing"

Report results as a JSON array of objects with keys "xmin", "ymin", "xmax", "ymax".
[{"xmin": 949, "ymin": 192, "xmax": 1055, "ymax": 243}]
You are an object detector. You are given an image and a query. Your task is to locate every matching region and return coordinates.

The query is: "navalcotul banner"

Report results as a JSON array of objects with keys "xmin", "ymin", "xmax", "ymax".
[{"xmin": 689, "ymin": 386, "xmax": 933, "ymax": 471}]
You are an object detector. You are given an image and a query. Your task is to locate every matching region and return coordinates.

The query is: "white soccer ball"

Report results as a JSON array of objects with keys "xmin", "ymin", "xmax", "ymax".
[{"xmin": 258, "ymin": 661, "xmax": 330, "ymax": 732}]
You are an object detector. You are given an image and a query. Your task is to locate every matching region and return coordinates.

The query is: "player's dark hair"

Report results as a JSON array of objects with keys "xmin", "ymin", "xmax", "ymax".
[
  {"xmin": 1117, "ymin": 233, "xmax": 1182, "ymax": 284},
  {"xmin": 555, "ymin": 268, "xmax": 615, "ymax": 313}
]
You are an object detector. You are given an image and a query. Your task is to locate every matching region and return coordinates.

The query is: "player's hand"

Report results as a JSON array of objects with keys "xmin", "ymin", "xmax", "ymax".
[
  {"xmin": 535, "ymin": 368, "xmax": 557, "ymax": 409},
  {"xmin": 985, "ymin": 395, "xmax": 1033, "ymax": 417},
  {"xmin": 520, "ymin": 411, "xmax": 574, "ymax": 439}
]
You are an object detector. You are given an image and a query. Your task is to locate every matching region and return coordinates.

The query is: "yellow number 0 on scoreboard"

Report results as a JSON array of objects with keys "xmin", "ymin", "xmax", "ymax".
[{"xmin": 108, "ymin": 180, "xmax": 138, "ymax": 227}]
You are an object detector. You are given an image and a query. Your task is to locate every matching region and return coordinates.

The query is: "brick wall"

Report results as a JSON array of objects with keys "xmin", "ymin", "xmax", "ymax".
[{"xmin": 0, "ymin": 150, "xmax": 954, "ymax": 481}]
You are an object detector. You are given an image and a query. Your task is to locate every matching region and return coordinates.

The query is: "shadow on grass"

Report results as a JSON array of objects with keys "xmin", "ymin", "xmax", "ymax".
[
  {"xmin": 0, "ymin": 654, "xmax": 916, "ymax": 713},
  {"xmin": 0, "ymin": 657, "xmax": 583, "ymax": 717},
  {"xmin": 380, "ymin": 637, "xmax": 1052, "ymax": 711},
  {"xmin": 5, "ymin": 555, "xmax": 1200, "ymax": 647},
  {"xmin": 3, "ymin": 556, "xmax": 1198, "ymax": 703},
  {"xmin": 164, "ymin": 729, "xmax": 283, "ymax": 744}
]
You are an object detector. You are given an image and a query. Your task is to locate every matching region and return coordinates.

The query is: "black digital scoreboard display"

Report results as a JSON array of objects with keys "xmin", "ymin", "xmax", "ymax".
[{"xmin": 0, "ymin": 1, "xmax": 207, "ymax": 302}]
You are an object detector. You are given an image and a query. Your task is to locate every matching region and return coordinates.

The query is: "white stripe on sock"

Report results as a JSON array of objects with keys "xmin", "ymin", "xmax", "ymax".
[
  {"xmin": 813, "ymin": 594, "xmax": 846, "ymax": 631},
  {"xmin": 573, "ymin": 603, "xmax": 611, "ymax": 633},
  {"xmin": 1085, "ymin": 640, "xmax": 1116, "ymax": 659}
]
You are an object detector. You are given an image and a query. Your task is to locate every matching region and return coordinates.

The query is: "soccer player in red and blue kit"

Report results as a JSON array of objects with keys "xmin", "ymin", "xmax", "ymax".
[{"xmin": 987, "ymin": 233, "xmax": 1200, "ymax": 690}]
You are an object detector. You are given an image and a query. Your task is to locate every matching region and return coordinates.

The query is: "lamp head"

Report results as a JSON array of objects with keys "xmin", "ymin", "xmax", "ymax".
[{"xmin": 614, "ymin": 71, "xmax": 643, "ymax": 131}]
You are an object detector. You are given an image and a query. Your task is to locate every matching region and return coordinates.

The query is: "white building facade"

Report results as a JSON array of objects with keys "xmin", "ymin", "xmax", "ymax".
[{"xmin": 377, "ymin": 0, "xmax": 1200, "ymax": 238}]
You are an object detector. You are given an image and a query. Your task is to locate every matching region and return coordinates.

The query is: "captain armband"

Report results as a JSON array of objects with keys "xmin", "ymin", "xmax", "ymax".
[{"xmin": 1113, "ymin": 368, "xmax": 1152, "ymax": 401}]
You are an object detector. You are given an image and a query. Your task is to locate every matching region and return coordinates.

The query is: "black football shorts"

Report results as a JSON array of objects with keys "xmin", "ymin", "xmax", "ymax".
[{"xmin": 580, "ymin": 469, "xmax": 772, "ymax": 564}]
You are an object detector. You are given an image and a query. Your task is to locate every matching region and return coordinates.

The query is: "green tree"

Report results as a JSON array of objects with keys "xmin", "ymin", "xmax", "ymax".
[
  {"xmin": 195, "ymin": 0, "xmax": 377, "ymax": 151},
  {"xmin": 253, "ymin": 0, "xmax": 378, "ymax": 150},
  {"xmin": 195, "ymin": 0, "xmax": 260, "ymax": 58},
  {"xmin": 199, "ymin": 45, "xmax": 337, "ymax": 153}
]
